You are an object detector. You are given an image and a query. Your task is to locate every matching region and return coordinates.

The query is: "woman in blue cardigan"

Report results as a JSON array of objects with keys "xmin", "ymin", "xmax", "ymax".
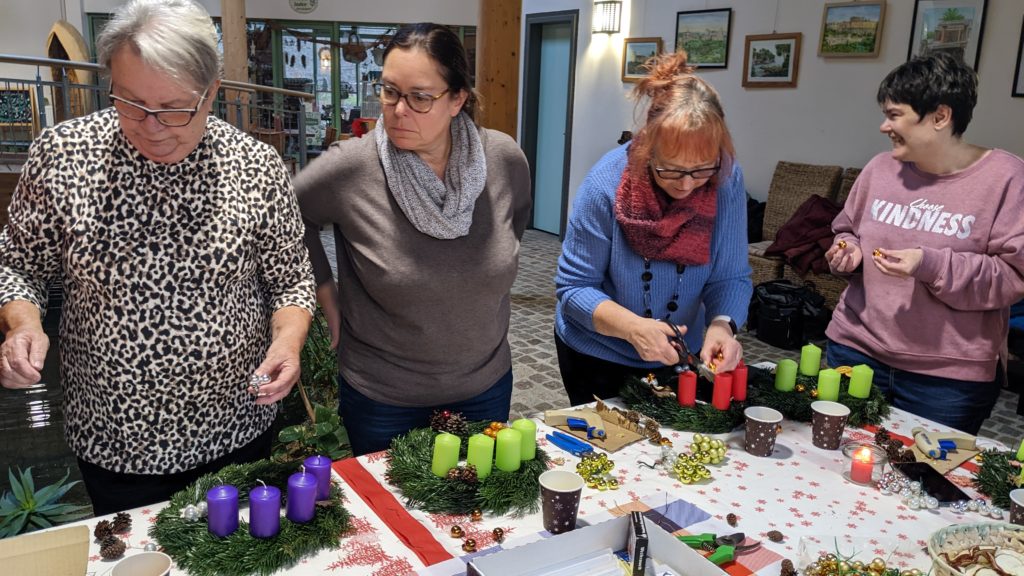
[{"xmin": 555, "ymin": 51, "xmax": 752, "ymax": 405}]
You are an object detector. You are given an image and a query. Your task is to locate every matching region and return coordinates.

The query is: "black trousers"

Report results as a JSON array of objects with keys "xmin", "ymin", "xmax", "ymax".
[
  {"xmin": 78, "ymin": 426, "xmax": 274, "ymax": 515},
  {"xmin": 555, "ymin": 330, "xmax": 667, "ymax": 406}
]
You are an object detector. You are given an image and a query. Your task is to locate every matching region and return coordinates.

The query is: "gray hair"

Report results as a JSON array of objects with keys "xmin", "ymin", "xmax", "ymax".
[{"xmin": 96, "ymin": 0, "xmax": 221, "ymax": 92}]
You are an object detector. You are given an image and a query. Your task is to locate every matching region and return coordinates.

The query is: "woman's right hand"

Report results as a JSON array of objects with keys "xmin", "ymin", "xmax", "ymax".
[
  {"xmin": 0, "ymin": 325, "xmax": 49, "ymax": 389},
  {"xmin": 826, "ymin": 240, "xmax": 862, "ymax": 273},
  {"xmin": 315, "ymin": 282, "xmax": 341, "ymax": 350},
  {"xmin": 626, "ymin": 319, "xmax": 686, "ymax": 365}
]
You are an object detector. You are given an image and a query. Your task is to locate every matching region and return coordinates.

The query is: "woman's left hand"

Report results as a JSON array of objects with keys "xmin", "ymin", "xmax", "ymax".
[
  {"xmin": 700, "ymin": 322, "xmax": 743, "ymax": 373},
  {"xmin": 250, "ymin": 344, "xmax": 302, "ymax": 405},
  {"xmin": 872, "ymin": 247, "xmax": 923, "ymax": 278}
]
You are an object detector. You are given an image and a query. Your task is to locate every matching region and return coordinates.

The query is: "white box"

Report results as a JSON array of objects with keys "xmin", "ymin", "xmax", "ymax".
[{"xmin": 466, "ymin": 514, "xmax": 727, "ymax": 576}]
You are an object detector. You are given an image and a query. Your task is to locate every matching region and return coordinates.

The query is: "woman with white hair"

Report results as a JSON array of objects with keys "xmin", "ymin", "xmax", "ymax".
[{"xmin": 0, "ymin": 0, "xmax": 314, "ymax": 514}]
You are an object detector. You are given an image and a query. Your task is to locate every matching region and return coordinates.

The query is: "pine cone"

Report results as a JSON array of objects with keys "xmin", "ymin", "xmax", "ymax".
[
  {"xmin": 767, "ymin": 530, "xmax": 784, "ymax": 543},
  {"xmin": 781, "ymin": 559, "xmax": 797, "ymax": 576},
  {"xmin": 726, "ymin": 513, "xmax": 738, "ymax": 527},
  {"xmin": 93, "ymin": 520, "xmax": 113, "ymax": 541},
  {"xmin": 440, "ymin": 414, "xmax": 469, "ymax": 437},
  {"xmin": 429, "ymin": 409, "xmax": 449, "ymax": 432},
  {"xmin": 874, "ymin": 428, "xmax": 891, "ymax": 446},
  {"xmin": 458, "ymin": 464, "xmax": 478, "ymax": 484},
  {"xmin": 99, "ymin": 537, "xmax": 126, "ymax": 560},
  {"xmin": 111, "ymin": 511, "xmax": 132, "ymax": 534}
]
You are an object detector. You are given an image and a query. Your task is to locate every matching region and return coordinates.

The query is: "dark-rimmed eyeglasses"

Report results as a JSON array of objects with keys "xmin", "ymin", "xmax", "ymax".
[
  {"xmin": 650, "ymin": 161, "xmax": 721, "ymax": 181},
  {"xmin": 109, "ymin": 86, "xmax": 210, "ymax": 127},
  {"xmin": 372, "ymin": 82, "xmax": 448, "ymax": 114}
]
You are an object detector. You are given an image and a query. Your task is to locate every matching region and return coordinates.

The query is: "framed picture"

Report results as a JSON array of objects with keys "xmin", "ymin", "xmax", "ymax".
[
  {"xmin": 908, "ymin": 0, "xmax": 988, "ymax": 71},
  {"xmin": 819, "ymin": 1, "xmax": 886, "ymax": 58},
  {"xmin": 622, "ymin": 37, "xmax": 663, "ymax": 83},
  {"xmin": 0, "ymin": 87, "xmax": 39, "ymax": 133},
  {"xmin": 742, "ymin": 33, "xmax": 802, "ymax": 88},
  {"xmin": 1014, "ymin": 16, "xmax": 1024, "ymax": 97},
  {"xmin": 675, "ymin": 8, "xmax": 731, "ymax": 68}
]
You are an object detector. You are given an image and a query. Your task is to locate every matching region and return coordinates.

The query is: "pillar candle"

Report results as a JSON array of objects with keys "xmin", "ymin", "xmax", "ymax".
[
  {"xmin": 466, "ymin": 433, "xmax": 495, "ymax": 479},
  {"xmin": 850, "ymin": 446, "xmax": 874, "ymax": 484},
  {"xmin": 677, "ymin": 371, "xmax": 697, "ymax": 407},
  {"xmin": 1017, "ymin": 439, "xmax": 1024, "ymax": 462},
  {"xmin": 206, "ymin": 484, "xmax": 239, "ymax": 537},
  {"xmin": 510, "ymin": 418, "xmax": 538, "ymax": 461},
  {"xmin": 431, "ymin": 432, "xmax": 461, "ymax": 477},
  {"xmin": 285, "ymin": 467, "xmax": 317, "ymax": 523},
  {"xmin": 774, "ymin": 359, "xmax": 798, "ymax": 391},
  {"xmin": 248, "ymin": 481, "xmax": 281, "ymax": 539},
  {"xmin": 848, "ymin": 364, "xmax": 874, "ymax": 398},
  {"xmin": 303, "ymin": 455, "xmax": 331, "ymax": 500},
  {"xmin": 799, "ymin": 343, "xmax": 822, "ymax": 377},
  {"xmin": 712, "ymin": 372, "xmax": 733, "ymax": 410},
  {"xmin": 495, "ymin": 428, "xmax": 522, "ymax": 472},
  {"xmin": 817, "ymin": 368, "xmax": 841, "ymax": 402},
  {"xmin": 732, "ymin": 361, "xmax": 748, "ymax": 402}
]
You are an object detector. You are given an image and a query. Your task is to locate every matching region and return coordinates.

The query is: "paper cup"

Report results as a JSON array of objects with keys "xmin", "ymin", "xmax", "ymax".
[
  {"xmin": 112, "ymin": 551, "xmax": 172, "ymax": 576},
  {"xmin": 539, "ymin": 470, "xmax": 584, "ymax": 534},
  {"xmin": 1010, "ymin": 489, "xmax": 1024, "ymax": 525},
  {"xmin": 811, "ymin": 401, "xmax": 851, "ymax": 450},
  {"xmin": 744, "ymin": 406, "xmax": 783, "ymax": 457}
]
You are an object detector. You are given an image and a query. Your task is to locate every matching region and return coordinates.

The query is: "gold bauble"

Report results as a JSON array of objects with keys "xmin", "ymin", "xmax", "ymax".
[
  {"xmin": 795, "ymin": 384, "xmax": 806, "ymax": 393},
  {"xmin": 810, "ymin": 389, "xmax": 819, "ymax": 398}
]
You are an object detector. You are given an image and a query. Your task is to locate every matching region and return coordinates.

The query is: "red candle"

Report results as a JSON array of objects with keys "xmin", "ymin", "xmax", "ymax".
[
  {"xmin": 712, "ymin": 372, "xmax": 733, "ymax": 410},
  {"xmin": 850, "ymin": 446, "xmax": 874, "ymax": 484},
  {"xmin": 732, "ymin": 362, "xmax": 748, "ymax": 402},
  {"xmin": 678, "ymin": 371, "xmax": 697, "ymax": 407}
]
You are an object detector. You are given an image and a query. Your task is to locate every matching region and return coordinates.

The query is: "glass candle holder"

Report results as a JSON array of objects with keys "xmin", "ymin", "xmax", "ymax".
[{"xmin": 841, "ymin": 441, "xmax": 888, "ymax": 486}]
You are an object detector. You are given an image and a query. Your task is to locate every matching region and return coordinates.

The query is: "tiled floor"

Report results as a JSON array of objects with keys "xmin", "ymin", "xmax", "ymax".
[{"xmin": 2, "ymin": 228, "xmax": 1021, "ymax": 515}]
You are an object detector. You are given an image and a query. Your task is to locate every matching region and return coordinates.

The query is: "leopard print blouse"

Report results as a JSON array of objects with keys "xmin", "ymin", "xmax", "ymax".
[{"xmin": 0, "ymin": 108, "xmax": 315, "ymax": 474}]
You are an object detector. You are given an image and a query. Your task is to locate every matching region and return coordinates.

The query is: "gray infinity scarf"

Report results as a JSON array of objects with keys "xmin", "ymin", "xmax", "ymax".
[{"xmin": 375, "ymin": 111, "xmax": 487, "ymax": 239}]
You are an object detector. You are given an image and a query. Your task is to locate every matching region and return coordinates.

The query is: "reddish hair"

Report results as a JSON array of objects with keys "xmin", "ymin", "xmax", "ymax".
[{"xmin": 628, "ymin": 51, "xmax": 735, "ymax": 182}]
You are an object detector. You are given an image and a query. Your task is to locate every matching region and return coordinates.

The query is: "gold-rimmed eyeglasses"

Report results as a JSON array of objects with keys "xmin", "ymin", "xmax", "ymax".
[
  {"xmin": 372, "ymin": 82, "xmax": 448, "ymax": 114},
  {"xmin": 109, "ymin": 86, "xmax": 210, "ymax": 127}
]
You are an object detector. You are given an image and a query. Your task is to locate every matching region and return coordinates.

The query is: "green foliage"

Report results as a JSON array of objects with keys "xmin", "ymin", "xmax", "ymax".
[
  {"xmin": 150, "ymin": 460, "xmax": 350, "ymax": 576},
  {"xmin": 299, "ymin": 308, "xmax": 338, "ymax": 408},
  {"xmin": 973, "ymin": 449, "xmax": 1016, "ymax": 509},
  {"xmin": 386, "ymin": 422, "xmax": 549, "ymax": 517},
  {"xmin": 0, "ymin": 467, "xmax": 91, "ymax": 537},
  {"xmin": 274, "ymin": 402, "xmax": 350, "ymax": 462}
]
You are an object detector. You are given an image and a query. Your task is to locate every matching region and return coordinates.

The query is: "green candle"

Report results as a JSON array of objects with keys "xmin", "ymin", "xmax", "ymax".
[
  {"xmin": 430, "ymin": 432, "xmax": 460, "ymax": 477},
  {"xmin": 774, "ymin": 359, "xmax": 798, "ymax": 391},
  {"xmin": 848, "ymin": 364, "xmax": 874, "ymax": 398},
  {"xmin": 510, "ymin": 418, "xmax": 537, "ymax": 461},
  {"xmin": 466, "ymin": 433, "xmax": 495, "ymax": 479},
  {"xmin": 495, "ymin": 428, "xmax": 522, "ymax": 472},
  {"xmin": 1017, "ymin": 438, "xmax": 1024, "ymax": 462},
  {"xmin": 799, "ymin": 343, "xmax": 822, "ymax": 377},
  {"xmin": 817, "ymin": 368, "xmax": 840, "ymax": 402}
]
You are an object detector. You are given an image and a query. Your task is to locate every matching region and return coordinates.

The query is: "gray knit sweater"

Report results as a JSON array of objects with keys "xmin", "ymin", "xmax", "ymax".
[{"xmin": 294, "ymin": 128, "xmax": 532, "ymax": 406}]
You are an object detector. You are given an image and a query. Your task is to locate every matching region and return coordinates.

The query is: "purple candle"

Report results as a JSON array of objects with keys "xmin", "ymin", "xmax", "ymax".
[
  {"xmin": 286, "ymin": 466, "xmax": 317, "ymax": 523},
  {"xmin": 248, "ymin": 480, "xmax": 281, "ymax": 539},
  {"xmin": 206, "ymin": 484, "xmax": 239, "ymax": 537},
  {"xmin": 303, "ymin": 455, "xmax": 331, "ymax": 500}
]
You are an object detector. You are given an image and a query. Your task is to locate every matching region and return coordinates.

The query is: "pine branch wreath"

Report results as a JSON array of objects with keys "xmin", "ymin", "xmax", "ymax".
[
  {"xmin": 386, "ymin": 421, "xmax": 550, "ymax": 516},
  {"xmin": 973, "ymin": 449, "xmax": 1020, "ymax": 509},
  {"xmin": 150, "ymin": 459, "xmax": 350, "ymax": 576}
]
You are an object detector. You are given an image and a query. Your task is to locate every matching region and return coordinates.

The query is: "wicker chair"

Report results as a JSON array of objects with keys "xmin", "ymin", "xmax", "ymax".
[{"xmin": 748, "ymin": 161, "xmax": 843, "ymax": 287}]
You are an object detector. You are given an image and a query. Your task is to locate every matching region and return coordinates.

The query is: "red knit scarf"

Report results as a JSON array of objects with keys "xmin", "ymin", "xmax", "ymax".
[{"xmin": 614, "ymin": 163, "xmax": 717, "ymax": 266}]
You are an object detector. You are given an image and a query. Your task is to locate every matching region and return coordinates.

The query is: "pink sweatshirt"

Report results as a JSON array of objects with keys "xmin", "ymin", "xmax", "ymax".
[{"xmin": 827, "ymin": 149, "xmax": 1024, "ymax": 381}]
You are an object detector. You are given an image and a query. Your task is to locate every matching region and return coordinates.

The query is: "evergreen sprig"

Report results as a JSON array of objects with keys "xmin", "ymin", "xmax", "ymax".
[
  {"xmin": 385, "ymin": 422, "xmax": 549, "ymax": 517},
  {"xmin": 150, "ymin": 459, "xmax": 350, "ymax": 576},
  {"xmin": 619, "ymin": 381, "xmax": 743, "ymax": 433},
  {"xmin": 973, "ymin": 449, "xmax": 1018, "ymax": 509}
]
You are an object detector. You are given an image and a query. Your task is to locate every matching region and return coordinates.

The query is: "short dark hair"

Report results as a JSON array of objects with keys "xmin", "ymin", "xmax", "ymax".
[
  {"xmin": 383, "ymin": 23, "xmax": 479, "ymax": 121},
  {"xmin": 876, "ymin": 52, "xmax": 977, "ymax": 137}
]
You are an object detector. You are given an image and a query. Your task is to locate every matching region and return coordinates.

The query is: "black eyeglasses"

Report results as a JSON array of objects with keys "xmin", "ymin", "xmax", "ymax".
[
  {"xmin": 650, "ymin": 161, "xmax": 721, "ymax": 181},
  {"xmin": 372, "ymin": 82, "xmax": 448, "ymax": 114},
  {"xmin": 109, "ymin": 86, "xmax": 210, "ymax": 127}
]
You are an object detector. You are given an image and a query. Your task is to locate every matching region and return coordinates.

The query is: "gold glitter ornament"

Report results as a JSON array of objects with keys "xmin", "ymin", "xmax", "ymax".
[
  {"xmin": 492, "ymin": 527, "xmax": 505, "ymax": 542},
  {"xmin": 873, "ymin": 248, "xmax": 882, "ymax": 258},
  {"xmin": 795, "ymin": 383, "xmax": 806, "ymax": 393},
  {"xmin": 471, "ymin": 509, "xmax": 482, "ymax": 522},
  {"xmin": 462, "ymin": 538, "xmax": 477, "ymax": 553},
  {"xmin": 671, "ymin": 454, "xmax": 711, "ymax": 483},
  {"xmin": 869, "ymin": 558, "xmax": 886, "ymax": 573},
  {"xmin": 837, "ymin": 240, "xmax": 848, "ymax": 249},
  {"xmin": 810, "ymin": 389, "xmax": 819, "ymax": 398},
  {"xmin": 450, "ymin": 525, "xmax": 464, "ymax": 538},
  {"xmin": 851, "ymin": 561, "xmax": 865, "ymax": 571}
]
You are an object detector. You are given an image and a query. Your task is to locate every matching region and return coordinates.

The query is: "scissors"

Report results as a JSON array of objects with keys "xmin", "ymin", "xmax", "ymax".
[
  {"xmin": 545, "ymin": 430, "xmax": 594, "ymax": 457},
  {"xmin": 664, "ymin": 321, "xmax": 717, "ymax": 381},
  {"xmin": 678, "ymin": 532, "xmax": 761, "ymax": 565}
]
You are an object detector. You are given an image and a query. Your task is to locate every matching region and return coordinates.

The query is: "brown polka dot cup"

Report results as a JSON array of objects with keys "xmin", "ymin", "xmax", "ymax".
[
  {"xmin": 744, "ymin": 406, "xmax": 783, "ymax": 457},
  {"xmin": 1010, "ymin": 489, "xmax": 1024, "ymax": 525},
  {"xmin": 811, "ymin": 400, "xmax": 851, "ymax": 450},
  {"xmin": 539, "ymin": 470, "xmax": 584, "ymax": 534}
]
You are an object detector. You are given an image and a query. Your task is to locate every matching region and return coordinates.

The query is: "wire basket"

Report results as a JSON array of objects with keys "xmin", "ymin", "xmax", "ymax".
[{"xmin": 927, "ymin": 522, "xmax": 1024, "ymax": 576}]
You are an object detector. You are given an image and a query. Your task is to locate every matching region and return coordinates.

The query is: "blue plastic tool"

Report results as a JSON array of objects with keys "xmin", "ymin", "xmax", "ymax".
[{"xmin": 545, "ymin": 430, "xmax": 594, "ymax": 457}]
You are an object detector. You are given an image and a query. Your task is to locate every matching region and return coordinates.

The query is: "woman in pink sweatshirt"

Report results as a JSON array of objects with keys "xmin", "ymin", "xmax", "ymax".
[{"xmin": 824, "ymin": 52, "xmax": 1024, "ymax": 434}]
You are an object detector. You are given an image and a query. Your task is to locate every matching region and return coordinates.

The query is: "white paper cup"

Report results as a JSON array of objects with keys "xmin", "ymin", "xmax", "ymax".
[
  {"xmin": 112, "ymin": 551, "xmax": 172, "ymax": 576},
  {"xmin": 539, "ymin": 470, "xmax": 584, "ymax": 534}
]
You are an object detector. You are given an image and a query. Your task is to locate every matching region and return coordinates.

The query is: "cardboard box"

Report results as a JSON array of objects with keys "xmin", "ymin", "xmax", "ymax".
[
  {"xmin": 466, "ymin": 514, "xmax": 727, "ymax": 576},
  {"xmin": 0, "ymin": 525, "xmax": 89, "ymax": 576}
]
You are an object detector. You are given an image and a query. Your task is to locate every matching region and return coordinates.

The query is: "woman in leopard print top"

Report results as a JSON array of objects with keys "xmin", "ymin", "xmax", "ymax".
[{"xmin": 0, "ymin": 0, "xmax": 314, "ymax": 514}]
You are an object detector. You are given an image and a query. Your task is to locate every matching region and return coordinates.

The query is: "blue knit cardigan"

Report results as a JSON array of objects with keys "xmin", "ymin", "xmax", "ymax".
[{"xmin": 554, "ymin": 143, "xmax": 753, "ymax": 368}]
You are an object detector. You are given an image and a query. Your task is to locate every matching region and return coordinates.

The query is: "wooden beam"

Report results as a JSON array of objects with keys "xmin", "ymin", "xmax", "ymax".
[
  {"xmin": 476, "ymin": 0, "xmax": 521, "ymax": 140},
  {"xmin": 221, "ymin": 0, "xmax": 249, "ymax": 130}
]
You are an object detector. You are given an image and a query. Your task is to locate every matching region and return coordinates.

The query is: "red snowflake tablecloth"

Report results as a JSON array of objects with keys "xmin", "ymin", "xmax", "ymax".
[{"xmin": 78, "ymin": 403, "xmax": 1008, "ymax": 576}]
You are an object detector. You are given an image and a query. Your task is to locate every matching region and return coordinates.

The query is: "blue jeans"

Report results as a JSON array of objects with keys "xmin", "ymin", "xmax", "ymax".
[
  {"xmin": 338, "ymin": 368, "xmax": 514, "ymax": 456},
  {"xmin": 825, "ymin": 340, "xmax": 1001, "ymax": 434}
]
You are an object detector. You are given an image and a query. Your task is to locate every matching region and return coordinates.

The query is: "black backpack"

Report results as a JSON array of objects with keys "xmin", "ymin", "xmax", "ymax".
[{"xmin": 748, "ymin": 280, "xmax": 831, "ymax": 349}]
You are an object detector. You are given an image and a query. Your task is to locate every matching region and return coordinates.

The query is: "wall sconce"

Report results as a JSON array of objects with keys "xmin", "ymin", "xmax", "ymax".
[
  {"xmin": 592, "ymin": 1, "xmax": 622, "ymax": 34},
  {"xmin": 319, "ymin": 47, "xmax": 331, "ymax": 71}
]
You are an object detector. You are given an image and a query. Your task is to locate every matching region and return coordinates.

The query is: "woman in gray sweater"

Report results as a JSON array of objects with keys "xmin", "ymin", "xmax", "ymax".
[{"xmin": 294, "ymin": 23, "xmax": 532, "ymax": 455}]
